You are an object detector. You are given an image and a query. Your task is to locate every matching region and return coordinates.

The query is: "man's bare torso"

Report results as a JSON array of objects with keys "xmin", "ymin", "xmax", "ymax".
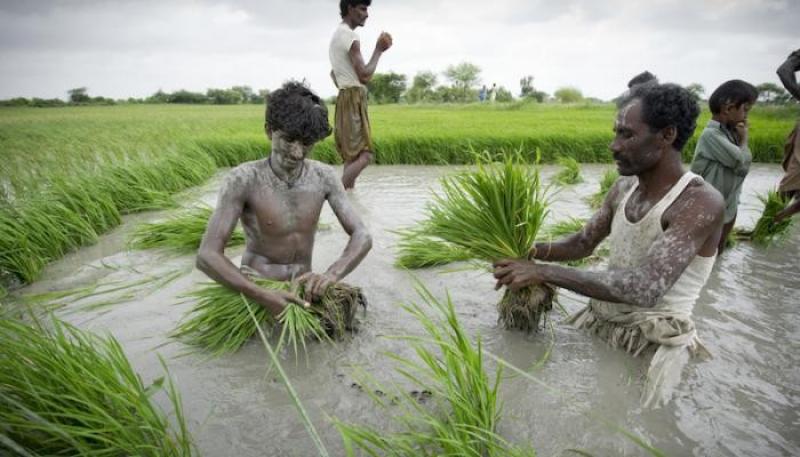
[{"xmin": 225, "ymin": 159, "xmax": 335, "ymax": 280}]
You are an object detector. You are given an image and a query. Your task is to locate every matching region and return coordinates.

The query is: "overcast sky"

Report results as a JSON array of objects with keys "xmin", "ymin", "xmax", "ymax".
[{"xmin": 1, "ymin": 0, "xmax": 798, "ymax": 101}]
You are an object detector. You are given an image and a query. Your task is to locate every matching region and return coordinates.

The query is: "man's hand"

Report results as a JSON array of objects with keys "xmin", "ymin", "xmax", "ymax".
[
  {"xmin": 377, "ymin": 32, "xmax": 393, "ymax": 52},
  {"xmin": 734, "ymin": 121, "xmax": 749, "ymax": 145},
  {"xmin": 493, "ymin": 259, "xmax": 547, "ymax": 291},
  {"xmin": 258, "ymin": 288, "xmax": 309, "ymax": 315},
  {"xmin": 297, "ymin": 272, "xmax": 338, "ymax": 301}
]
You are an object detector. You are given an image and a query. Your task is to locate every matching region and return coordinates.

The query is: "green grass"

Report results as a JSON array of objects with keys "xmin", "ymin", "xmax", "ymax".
[
  {"xmin": 0, "ymin": 316, "xmax": 193, "ymax": 456},
  {"xmin": 396, "ymin": 151, "xmax": 555, "ymax": 331},
  {"xmin": 172, "ymin": 278, "xmax": 363, "ymax": 358},
  {"xmin": 748, "ymin": 191, "xmax": 795, "ymax": 246},
  {"xmin": 1, "ymin": 103, "xmax": 794, "ymax": 289},
  {"xmin": 554, "ymin": 156, "xmax": 583, "ymax": 185},
  {"xmin": 587, "ymin": 168, "xmax": 619, "ymax": 208},
  {"xmin": 128, "ymin": 205, "xmax": 245, "ymax": 253},
  {"xmin": 334, "ymin": 283, "xmax": 534, "ymax": 457}
]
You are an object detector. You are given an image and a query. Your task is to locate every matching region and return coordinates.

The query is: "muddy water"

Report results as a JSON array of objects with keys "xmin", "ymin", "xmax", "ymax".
[{"xmin": 22, "ymin": 164, "xmax": 799, "ymax": 457}]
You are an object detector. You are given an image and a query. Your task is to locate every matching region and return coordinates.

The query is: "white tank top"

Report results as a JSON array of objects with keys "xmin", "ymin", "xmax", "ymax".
[{"xmin": 594, "ymin": 171, "xmax": 716, "ymax": 318}]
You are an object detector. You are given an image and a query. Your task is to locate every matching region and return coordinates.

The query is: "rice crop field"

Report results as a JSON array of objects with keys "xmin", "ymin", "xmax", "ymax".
[{"xmin": 1, "ymin": 103, "xmax": 796, "ymax": 288}]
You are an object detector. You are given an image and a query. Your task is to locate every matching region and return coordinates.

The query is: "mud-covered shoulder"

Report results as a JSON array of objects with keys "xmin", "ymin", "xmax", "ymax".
[
  {"xmin": 219, "ymin": 159, "xmax": 264, "ymax": 198},
  {"xmin": 606, "ymin": 175, "xmax": 637, "ymax": 209},
  {"xmin": 305, "ymin": 159, "xmax": 341, "ymax": 194},
  {"xmin": 667, "ymin": 175, "xmax": 725, "ymax": 223}
]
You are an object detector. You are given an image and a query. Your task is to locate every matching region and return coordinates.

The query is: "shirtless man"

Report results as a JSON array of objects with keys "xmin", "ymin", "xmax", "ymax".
[
  {"xmin": 493, "ymin": 83, "xmax": 724, "ymax": 405},
  {"xmin": 774, "ymin": 48, "xmax": 800, "ymax": 223},
  {"xmin": 197, "ymin": 82, "xmax": 372, "ymax": 316}
]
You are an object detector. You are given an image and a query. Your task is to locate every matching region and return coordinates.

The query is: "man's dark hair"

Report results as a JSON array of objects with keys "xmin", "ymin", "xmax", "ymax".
[
  {"xmin": 627, "ymin": 71, "xmax": 658, "ymax": 89},
  {"xmin": 708, "ymin": 79, "xmax": 758, "ymax": 114},
  {"xmin": 266, "ymin": 81, "xmax": 331, "ymax": 145},
  {"xmin": 625, "ymin": 83, "xmax": 701, "ymax": 152},
  {"xmin": 340, "ymin": 0, "xmax": 371, "ymax": 18}
]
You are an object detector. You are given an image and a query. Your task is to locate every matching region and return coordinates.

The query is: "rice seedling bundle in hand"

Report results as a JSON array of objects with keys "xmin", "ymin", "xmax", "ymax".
[
  {"xmin": 398, "ymin": 150, "xmax": 554, "ymax": 331},
  {"xmin": 749, "ymin": 191, "xmax": 795, "ymax": 246},
  {"xmin": 0, "ymin": 317, "xmax": 193, "ymax": 456},
  {"xmin": 394, "ymin": 228, "xmax": 473, "ymax": 269},
  {"xmin": 171, "ymin": 277, "xmax": 365, "ymax": 357},
  {"xmin": 128, "ymin": 205, "xmax": 245, "ymax": 253},
  {"xmin": 554, "ymin": 155, "xmax": 583, "ymax": 185}
]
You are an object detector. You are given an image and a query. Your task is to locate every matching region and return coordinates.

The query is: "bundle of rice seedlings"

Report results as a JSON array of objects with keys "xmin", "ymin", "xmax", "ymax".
[
  {"xmin": 128, "ymin": 205, "xmax": 245, "ymax": 253},
  {"xmin": 749, "ymin": 191, "xmax": 795, "ymax": 246},
  {"xmin": 587, "ymin": 168, "xmax": 619, "ymax": 208},
  {"xmin": 394, "ymin": 228, "xmax": 473, "ymax": 269},
  {"xmin": 0, "ymin": 317, "xmax": 193, "ymax": 456},
  {"xmin": 398, "ymin": 150, "xmax": 553, "ymax": 331},
  {"xmin": 333, "ymin": 284, "xmax": 533, "ymax": 456},
  {"xmin": 172, "ymin": 277, "xmax": 364, "ymax": 358},
  {"xmin": 554, "ymin": 155, "xmax": 583, "ymax": 185}
]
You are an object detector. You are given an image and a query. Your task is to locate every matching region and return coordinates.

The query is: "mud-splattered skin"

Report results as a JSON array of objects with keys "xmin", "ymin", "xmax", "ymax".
[
  {"xmin": 494, "ymin": 101, "xmax": 725, "ymax": 308},
  {"xmin": 197, "ymin": 131, "xmax": 372, "ymax": 315}
]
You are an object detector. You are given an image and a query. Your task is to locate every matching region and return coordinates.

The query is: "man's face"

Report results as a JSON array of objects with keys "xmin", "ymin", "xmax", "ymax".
[
  {"xmin": 610, "ymin": 100, "xmax": 664, "ymax": 176},
  {"xmin": 269, "ymin": 130, "xmax": 313, "ymax": 172},
  {"xmin": 723, "ymin": 101, "xmax": 751, "ymax": 126},
  {"xmin": 347, "ymin": 4, "xmax": 369, "ymax": 27}
]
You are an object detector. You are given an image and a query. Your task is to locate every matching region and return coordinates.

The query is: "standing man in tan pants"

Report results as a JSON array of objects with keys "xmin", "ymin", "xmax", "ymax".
[{"xmin": 329, "ymin": 0, "xmax": 392, "ymax": 189}]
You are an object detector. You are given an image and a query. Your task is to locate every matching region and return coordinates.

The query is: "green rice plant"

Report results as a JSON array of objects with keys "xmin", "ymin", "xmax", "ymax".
[
  {"xmin": 749, "ymin": 191, "xmax": 795, "ymax": 246},
  {"xmin": 396, "ymin": 150, "xmax": 554, "ymax": 331},
  {"xmin": 542, "ymin": 217, "xmax": 586, "ymax": 239},
  {"xmin": 554, "ymin": 155, "xmax": 583, "ymax": 185},
  {"xmin": 333, "ymin": 283, "xmax": 534, "ymax": 457},
  {"xmin": 394, "ymin": 228, "xmax": 473, "ymax": 269},
  {"xmin": 0, "ymin": 317, "xmax": 193, "ymax": 456},
  {"xmin": 128, "ymin": 205, "xmax": 245, "ymax": 253},
  {"xmin": 172, "ymin": 278, "xmax": 364, "ymax": 358},
  {"xmin": 587, "ymin": 168, "xmax": 619, "ymax": 208}
]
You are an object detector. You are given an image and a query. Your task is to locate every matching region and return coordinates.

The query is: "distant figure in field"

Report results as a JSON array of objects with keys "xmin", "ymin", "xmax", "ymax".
[
  {"xmin": 479, "ymin": 85, "xmax": 487, "ymax": 102},
  {"xmin": 494, "ymin": 83, "xmax": 724, "ymax": 406},
  {"xmin": 775, "ymin": 48, "xmax": 800, "ymax": 223},
  {"xmin": 489, "ymin": 83, "xmax": 497, "ymax": 103},
  {"xmin": 196, "ymin": 82, "xmax": 372, "ymax": 315},
  {"xmin": 329, "ymin": 0, "xmax": 393, "ymax": 190},
  {"xmin": 627, "ymin": 71, "xmax": 658, "ymax": 89},
  {"xmin": 690, "ymin": 80, "xmax": 758, "ymax": 253}
]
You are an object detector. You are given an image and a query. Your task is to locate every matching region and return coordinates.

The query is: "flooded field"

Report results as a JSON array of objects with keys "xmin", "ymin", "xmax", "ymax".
[{"xmin": 21, "ymin": 164, "xmax": 799, "ymax": 456}]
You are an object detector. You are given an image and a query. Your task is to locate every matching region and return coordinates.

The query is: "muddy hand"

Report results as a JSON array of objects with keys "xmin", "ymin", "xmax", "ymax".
[
  {"xmin": 297, "ymin": 272, "xmax": 336, "ymax": 302},
  {"xmin": 493, "ymin": 258, "xmax": 544, "ymax": 291},
  {"xmin": 377, "ymin": 31, "xmax": 392, "ymax": 51}
]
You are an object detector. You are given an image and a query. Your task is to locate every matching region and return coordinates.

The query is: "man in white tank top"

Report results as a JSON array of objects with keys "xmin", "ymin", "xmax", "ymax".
[
  {"xmin": 494, "ymin": 83, "xmax": 725, "ymax": 406},
  {"xmin": 329, "ymin": 0, "xmax": 392, "ymax": 189}
]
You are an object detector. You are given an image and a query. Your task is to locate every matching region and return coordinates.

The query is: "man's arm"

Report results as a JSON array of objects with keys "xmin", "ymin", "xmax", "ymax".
[
  {"xmin": 777, "ymin": 50, "xmax": 800, "ymax": 102},
  {"xmin": 348, "ymin": 33, "xmax": 392, "ymax": 85},
  {"xmin": 495, "ymin": 183, "xmax": 724, "ymax": 308},
  {"xmin": 702, "ymin": 129, "xmax": 751, "ymax": 173},
  {"xmin": 298, "ymin": 168, "xmax": 372, "ymax": 298},
  {"xmin": 531, "ymin": 176, "xmax": 631, "ymax": 262},
  {"xmin": 196, "ymin": 172, "xmax": 306, "ymax": 315},
  {"xmin": 775, "ymin": 197, "xmax": 800, "ymax": 223}
]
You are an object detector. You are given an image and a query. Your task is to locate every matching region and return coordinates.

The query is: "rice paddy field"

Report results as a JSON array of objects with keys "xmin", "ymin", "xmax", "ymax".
[{"xmin": 2, "ymin": 103, "xmax": 799, "ymax": 456}]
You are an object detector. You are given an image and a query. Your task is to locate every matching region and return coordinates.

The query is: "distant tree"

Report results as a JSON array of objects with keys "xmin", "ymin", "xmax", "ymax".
[
  {"xmin": 168, "ymin": 90, "xmax": 207, "ymax": 104},
  {"xmin": 230, "ymin": 86, "xmax": 254, "ymax": 104},
  {"xmin": 368, "ymin": 72, "xmax": 407, "ymax": 104},
  {"xmin": 495, "ymin": 86, "xmax": 514, "ymax": 103},
  {"xmin": 685, "ymin": 83, "xmax": 705, "ymax": 100},
  {"xmin": 520, "ymin": 75, "xmax": 535, "ymax": 98},
  {"xmin": 554, "ymin": 87, "xmax": 583, "ymax": 103},
  {"xmin": 68, "ymin": 87, "xmax": 90, "ymax": 104},
  {"xmin": 206, "ymin": 88, "xmax": 243, "ymax": 104},
  {"xmin": 147, "ymin": 89, "xmax": 170, "ymax": 104},
  {"xmin": 757, "ymin": 82, "xmax": 790, "ymax": 104},
  {"xmin": 406, "ymin": 71, "xmax": 437, "ymax": 103},
  {"xmin": 443, "ymin": 62, "xmax": 481, "ymax": 102}
]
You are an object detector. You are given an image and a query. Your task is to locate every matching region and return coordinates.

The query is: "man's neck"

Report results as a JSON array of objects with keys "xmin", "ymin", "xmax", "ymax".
[
  {"xmin": 636, "ymin": 154, "xmax": 685, "ymax": 200},
  {"xmin": 343, "ymin": 18, "xmax": 359, "ymax": 30}
]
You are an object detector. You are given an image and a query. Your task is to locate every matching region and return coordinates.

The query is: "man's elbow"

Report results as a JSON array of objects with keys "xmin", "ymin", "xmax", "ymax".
[
  {"xmin": 361, "ymin": 232, "xmax": 373, "ymax": 253},
  {"xmin": 195, "ymin": 249, "xmax": 214, "ymax": 275}
]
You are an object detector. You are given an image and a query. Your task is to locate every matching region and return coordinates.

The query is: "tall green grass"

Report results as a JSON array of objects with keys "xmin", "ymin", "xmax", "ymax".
[
  {"xmin": 334, "ymin": 284, "xmax": 533, "ymax": 457},
  {"xmin": 554, "ymin": 156, "xmax": 583, "ymax": 185},
  {"xmin": 0, "ymin": 316, "xmax": 193, "ymax": 456},
  {"xmin": 0, "ymin": 104, "xmax": 793, "ymax": 289},
  {"xmin": 747, "ymin": 191, "xmax": 795, "ymax": 246},
  {"xmin": 587, "ymin": 168, "xmax": 619, "ymax": 208},
  {"xmin": 128, "ymin": 205, "xmax": 245, "ymax": 253}
]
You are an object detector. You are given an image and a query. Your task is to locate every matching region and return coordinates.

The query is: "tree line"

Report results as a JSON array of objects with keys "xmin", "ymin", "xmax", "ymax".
[{"xmin": 1, "ymin": 63, "xmax": 796, "ymax": 107}]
